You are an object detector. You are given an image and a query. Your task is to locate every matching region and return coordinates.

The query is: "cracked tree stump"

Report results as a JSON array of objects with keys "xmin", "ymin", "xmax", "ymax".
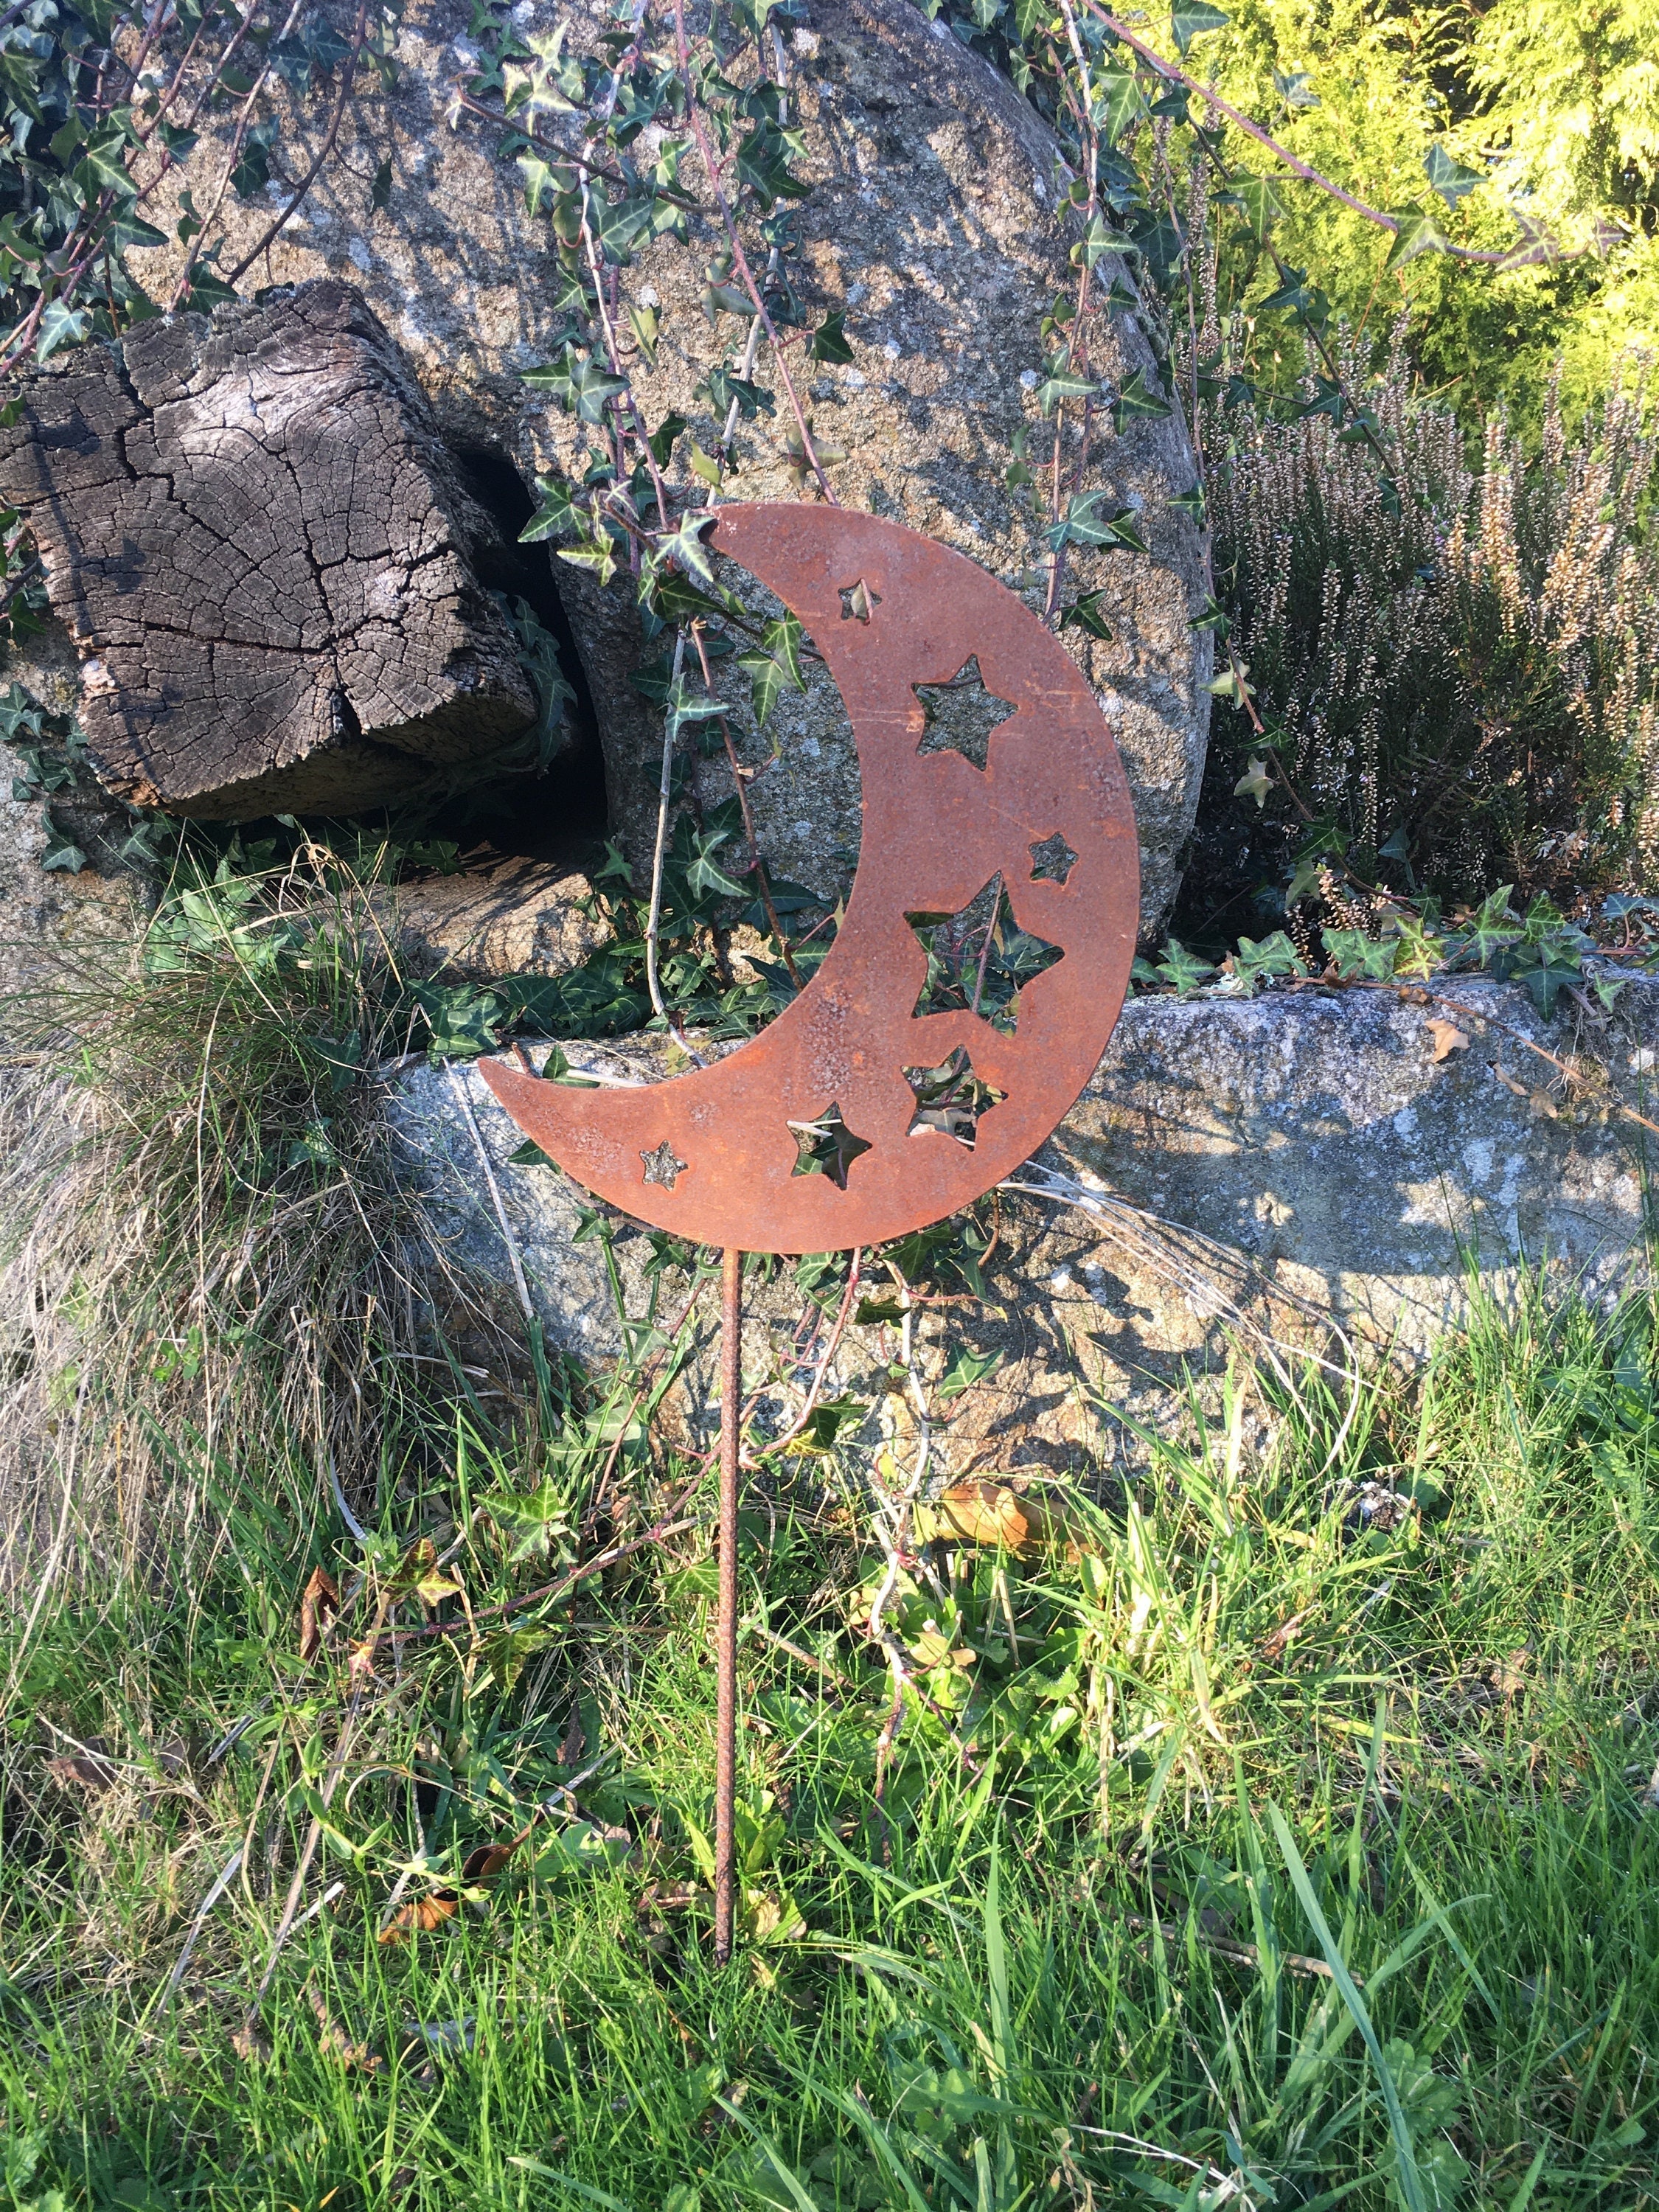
[{"xmin": 0, "ymin": 280, "xmax": 535, "ymax": 820}]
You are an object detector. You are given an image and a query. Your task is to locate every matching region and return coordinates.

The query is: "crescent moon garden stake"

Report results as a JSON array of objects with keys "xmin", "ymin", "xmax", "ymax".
[{"xmin": 479, "ymin": 506, "xmax": 1140, "ymax": 1963}]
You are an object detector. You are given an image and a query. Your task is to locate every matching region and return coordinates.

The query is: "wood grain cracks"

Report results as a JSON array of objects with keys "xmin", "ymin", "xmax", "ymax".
[{"xmin": 0, "ymin": 280, "xmax": 536, "ymax": 819}]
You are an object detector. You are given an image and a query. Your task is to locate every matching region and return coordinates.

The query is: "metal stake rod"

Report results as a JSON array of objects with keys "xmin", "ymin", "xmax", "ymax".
[{"xmin": 714, "ymin": 1245, "xmax": 742, "ymax": 1965}]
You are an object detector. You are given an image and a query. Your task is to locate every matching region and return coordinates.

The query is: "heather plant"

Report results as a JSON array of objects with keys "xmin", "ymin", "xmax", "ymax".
[{"xmin": 1181, "ymin": 347, "xmax": 1659, "ymax": 939}]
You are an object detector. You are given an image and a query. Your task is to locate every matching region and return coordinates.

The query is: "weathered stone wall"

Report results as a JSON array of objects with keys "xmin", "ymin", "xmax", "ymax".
[{"xmin": 386, "ymin": 979, "xmax": 1659, "ymax": 1475}]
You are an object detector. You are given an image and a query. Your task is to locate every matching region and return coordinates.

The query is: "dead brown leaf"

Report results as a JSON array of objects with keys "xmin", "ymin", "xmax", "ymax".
[
  {"xmin": 299, "ymin": 1566, "xmax": 341, "ymax": 1664},
  {"xmin": 1259, "ymin": 1605, "xmax": 1319, "ymax": 1663},
  {"xmin": 45, "ymin": 1746, "xmax": 118, "ymax": 1792},
  {"xmin": 461, "ymin": 1839, "xmax": 521, "ymax": 1885},
  {"xmin": 310, "ymin": 1986, "xmax": 383, "ymax": 2072},
  {"xmin": 636, "ymin": 1879, "xmax": 701, "ymax": 1914},
  {"xmin": 231, "ymin": 2023, "xmax": 272, "ymax": 2064},
  {"xmin": 347, "ymin": 1637, "xmax": 380, "ymax": 1690},
  {"xmin": 378, "ymin": 1891, "xmax": 459, "ymax": 1944},
  {"xmin": 913, "ymin": 1482, "xmax": 1041, "ymax": 1552},
  {"xmin": 1492, "ymin": 1649, "xmax": 1531, "ymax": 1699},
  {"xmin": 1425, "ymin": 1018, "xmax": 1470, "ymax": 1063}
]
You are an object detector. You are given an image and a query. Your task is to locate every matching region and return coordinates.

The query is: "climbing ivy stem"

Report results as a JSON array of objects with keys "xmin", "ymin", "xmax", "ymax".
[{"xmin": 671, "ymin": 0, "xmax": 838, "ymax": 505}]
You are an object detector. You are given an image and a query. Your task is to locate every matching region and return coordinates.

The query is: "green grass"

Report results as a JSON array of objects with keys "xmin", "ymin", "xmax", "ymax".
[
  {"xmin": 5, "ymin": 1278, "xmax": 1659, "ymax": 2212},
  {"xmin": 5, "ymin": 863, "xmax": 1659, "ymax": 2211}
]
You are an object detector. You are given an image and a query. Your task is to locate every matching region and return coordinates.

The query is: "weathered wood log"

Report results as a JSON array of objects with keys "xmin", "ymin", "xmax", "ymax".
[{"xmin": 0, "ymin": 280, "xmax": 535, "ymax": 820}]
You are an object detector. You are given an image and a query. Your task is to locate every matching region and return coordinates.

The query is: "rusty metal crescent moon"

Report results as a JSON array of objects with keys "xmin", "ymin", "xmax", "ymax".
[{"xmin": 477, "ymin": 504, "xmax": 1140, "ymax": 1255}]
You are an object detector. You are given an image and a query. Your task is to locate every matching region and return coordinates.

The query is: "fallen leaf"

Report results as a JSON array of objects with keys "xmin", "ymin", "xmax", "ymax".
[
  {"xmin": 299, "ymin": 1566, "xmax": 341, "ymax": 1664},
  {"xmin": 1492, "ymin": 1649, "xmax": 1530, "ymax": 1699},
  {"xmin": 913, "ymin": 1482, "xmax": 1034, "ymax": 1551},
  {"xmin": 1492, "ymin": 1061, "xmax": 1530, "ymax": 1099},
  {"xmin": 310, "ymin": 1987, "xmax": 383, "ymax": 2071},
  {"xmin": 461, "ymin": 1838, "xmax": 521, "ymax": 1885},
  {"xmin": 45, "ymin": 1746, "xmax": 119, "ymax": 1792},
  {"xmin": 1425, "ymin": 1018, "xmax": 1470, "ymax": 1062},
  {"xmin": 347, "ymin": 1638, "xmax": 380, "ymax": 1689},
  {"xmin": 378, "ymin": 1891, "xmax": 459, "ymax": 1944},
  {"xmin": 636, "ymin": 1879, "xmax": 701, "ymax": 1913},
  {"xmin": 1259, "ymin": 1605, "xmax": 1318, "ymax": 1662},
  {"xmin": 231, "ymin": 2023, "xmax": 272, "ymax": 2063}
]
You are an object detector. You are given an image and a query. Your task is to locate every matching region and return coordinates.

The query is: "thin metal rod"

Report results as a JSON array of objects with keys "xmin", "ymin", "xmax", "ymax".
[{"xmin": 714, "ymin": 1245, "xmax": 742, "ymax": 1965}]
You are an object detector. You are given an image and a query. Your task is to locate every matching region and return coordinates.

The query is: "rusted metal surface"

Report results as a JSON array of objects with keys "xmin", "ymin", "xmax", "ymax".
[
  {"xmin": 713, "ymin": 1245, "xmax": 742, "ymax": 1966},
  {"xmin": 478, "ymin": 502, "xmax": 1139, "ymax": 1251}
]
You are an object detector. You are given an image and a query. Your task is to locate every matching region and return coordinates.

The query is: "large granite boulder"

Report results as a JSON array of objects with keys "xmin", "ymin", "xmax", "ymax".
[
  {"xmin": 385, "ymin": 978, "xmax": 1659, "ymax": 1475},
  {"xmin": 115, "ymin": 0, "xmax": 1211, "ymax": 930}
]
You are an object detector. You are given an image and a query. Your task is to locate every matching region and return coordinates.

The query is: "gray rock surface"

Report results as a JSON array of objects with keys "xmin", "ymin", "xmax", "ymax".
[
  {"xmin": 385, "ymin": 979, "xmax": 1659, "ymax": 1473},
  {"xmin": 388, "ymin": 855, "xmax": 611, "ymax": 981},
  {"xmin": 122, "ymin": 0, "xmax": 1210, "ymax": 928},
  {"xmin": 0, "ymin": 282, "xmax": 535, "ymax": 818}
]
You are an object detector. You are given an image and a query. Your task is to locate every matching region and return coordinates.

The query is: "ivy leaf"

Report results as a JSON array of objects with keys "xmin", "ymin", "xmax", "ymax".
[
  {"xmin": 1297, "ymin": 375, "xmax": 1345, "ymax": 423},
  {"xmin": 736, "ymin": 120, "xmax": 810, "ymax": 203},
  {"xmin": 1046, "ymin": 492, "xmax": 1147, "ymax": 555},
  {"xmin": 703, "ymin": 361, "xmax": 774, "ymax": 419},
  {"xmin": 386, "ymin": 1537, "xmax": 466, "ymax": 1607},
  {"xmin": 1385, "ymin": 204, "xmax": 1453, "ymax": 270},
  {"xmin": 735, "ymin": 613, "xmax": 805, "ymax": 728},
  {"xmin": 1234, "ymin": 173, "xmax": 1286, "ymax": 240},
  {"xmin": 1461, "ymin": 885, "xmax": 1522, "ymax": 966},
  {"xmin": 1111, "ymin": 369, "xmax": 1171, "ymax": 429},
  {"xmin": 1231, "ymin": 931, "xmax": 1306, "ymax": 989},
  {"xmin": 77, "ymin": 124, "xmax": 134, "ymax": 197},
  {"xmin": 648, "ymin": 410, "xmax": 688, "ymax": 468},
  {"xmin": 1273, "ymin": 69, "xmax": 1318, "ymax": 108},
  {"xmin": 1096, "ymin": 63, "xmax": 1146, "ymax": 146},
  {"xmin": 809, "ymin": 310, "xmax": 854, "ymax": 364},
  {"xmin": 1188, "ymin": 594, "xmax": 1232, "ymax": 640},
  {"xmin": 557, "ymin": 536, "xmax": 622, "ymax": 587},
  {"xmin": 663, "ymin": 678, "xmax": 728, "ymax": 748},
  {"xmin": 1424, "ymin": 144, "xmax": 1483, "ymax": 207},
  {"xmin": 1152, "ymin": 939, "xmax": 1216, "ymax": 996},
  {"xmin": 1170, "ymin": 0, "xmax": 1228, "ymax": 55},
  {"xmin": 1036, "ymin": 365, "xmax": 1096, "ymax": 417},
  {"xmin": 1071, "ymin": 211, "xmax": 1130, "ymax": 271},
  {"xmin": 1322, "ymin": 928, "xmax": 1399, "ymax": 981},
  {"xmin": 1059, "ymin": 591, "xmax": 1113, "ymax": 641},
  {"xmin": 35, "ymin": 298, "xmax": 88, "ymax": 361},
  {"xmin": 658, "ymin": 509, "xmax": 717, "ymax": 585},
  {"xmin": 1256, "ymin": 265, "xmax": 1312, "ymax": 315},
  {"xmin": 1169, "ymin": 482, "xmax": 1206, "ymax": 525},
  {"xmin": 229, "ymin": 119, "xmax": 279, "ymax": 200},
  {"xmin": 936, "ymin": 1346, "xmax": 1004, "ymax": 1402},
  {"xmin": 685, "ymin": 824, "xmax": 748, "ymax": 904},
  {"xmin": 519, "ymin": 475, "xmax": 580, "ymax": 543},
  {"xmin": 1234, "ymin": 757, "xmax": 1271, "ymax": 809}
]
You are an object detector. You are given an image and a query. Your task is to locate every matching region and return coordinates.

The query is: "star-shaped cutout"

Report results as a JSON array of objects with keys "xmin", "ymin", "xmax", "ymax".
[
  {"xmin": 905, "ymin": 872, "xmax": 1064, "ymax": 1035},
  {"xmin": 1028, "ymin": 830, "xmax": 1079, "ymax": 885},
  {"xmin": 903, "ymin": 1046, "xmax": 1006, "ymax": 1148},
  {"xmin": 641, "ymin": 1139, "xmax": 688, "ymax": 1189},
  {"xmin": 913, "ymin": 656, "xmax": 1017, "ymax": 772},
  {"xmin": 787, "ymin": 1101, "xmax": 873, "ymax": 1189}
]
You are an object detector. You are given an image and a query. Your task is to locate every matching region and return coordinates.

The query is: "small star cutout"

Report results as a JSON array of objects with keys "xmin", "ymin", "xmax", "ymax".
[
  {"xmin": 838, "ymin": 578, "xmax": 882, "ymax": 623},
  {"xmin": 787, "ymin": 1101, "xmax": 874, "ymax": 1189},
  {"xmin": 641, "ymin": 1139, "xmax": 688, "ymax": 1189},
  {"xmin": 1028, "ymin": 831, "xmax": 1079, "ymax": 885}
]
